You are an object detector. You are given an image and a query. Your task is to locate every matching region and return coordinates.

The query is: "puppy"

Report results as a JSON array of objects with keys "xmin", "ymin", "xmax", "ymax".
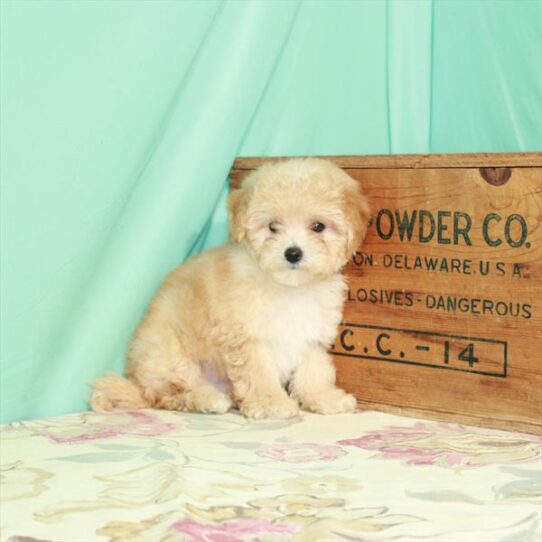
[{"xmin": 90, "ymin": 158, "xmax": 371, "ymax": 419}]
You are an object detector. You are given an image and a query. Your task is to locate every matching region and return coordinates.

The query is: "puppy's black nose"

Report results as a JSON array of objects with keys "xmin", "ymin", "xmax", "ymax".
[{"xmin": 284, "ymin": 246, "xmax": 303, "ymax": 264}]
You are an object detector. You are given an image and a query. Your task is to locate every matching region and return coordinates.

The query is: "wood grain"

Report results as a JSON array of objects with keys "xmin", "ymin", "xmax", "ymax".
[
  {"xmin": 232, "ymin": 152, "xmax": 542, "ymax": 173},
  {"xmin": 229, "ymin": 154, "xmax": 542, "ymax": 434}
]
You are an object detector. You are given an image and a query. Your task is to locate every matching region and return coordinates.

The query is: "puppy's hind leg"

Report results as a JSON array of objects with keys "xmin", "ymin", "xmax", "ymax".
[
  {"xmin": 128, "ymin": 325, "xmax": 232, "ymax": 414},
  {"xmin": 150, "ymin": 370, "xmax": 232, "ymax": 414}
]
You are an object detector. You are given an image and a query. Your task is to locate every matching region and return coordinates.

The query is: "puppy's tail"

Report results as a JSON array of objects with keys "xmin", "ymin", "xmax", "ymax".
[{"xmin": 90, "ymin": 374, "xmax": 150, "ymax": 412}]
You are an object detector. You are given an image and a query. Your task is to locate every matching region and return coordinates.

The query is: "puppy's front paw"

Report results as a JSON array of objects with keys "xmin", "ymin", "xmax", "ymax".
[
  {"xmin": 301, "ymin": 389, "xmax": 357, "ymax": 414},
  {"xmin": 240, "ymin": 395, "xmax": 299, "ymax": 420}
]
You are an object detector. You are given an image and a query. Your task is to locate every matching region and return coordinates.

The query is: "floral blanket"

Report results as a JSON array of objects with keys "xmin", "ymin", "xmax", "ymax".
[{"xmin": 1, "ymin": 409, "xmax": 541, "ymax": 542}]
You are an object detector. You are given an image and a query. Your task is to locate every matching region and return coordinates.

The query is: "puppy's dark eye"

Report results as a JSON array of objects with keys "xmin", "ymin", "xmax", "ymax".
[
  {"xmin": 312, "ymin": 222, "xmax": 326, "ymax": 233},
  {"xmin": 269, "ymin": 222, "xmax": 278, "ymax": 233}
]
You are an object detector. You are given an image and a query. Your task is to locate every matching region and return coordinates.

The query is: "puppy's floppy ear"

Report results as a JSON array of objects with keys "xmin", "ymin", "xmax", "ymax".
[
  {"xmin": 343, "ymin": 184, "xmax": 372, "ymax": 256},
  {"xmin": 228, "ymin": 186, "xmax": 251, "ymax": 243}
]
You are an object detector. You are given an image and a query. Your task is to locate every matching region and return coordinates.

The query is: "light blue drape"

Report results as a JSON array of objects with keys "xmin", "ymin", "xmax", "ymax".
[{"xmin": 1, "ymin": 0, "xmax": 541, "ymax": 422}]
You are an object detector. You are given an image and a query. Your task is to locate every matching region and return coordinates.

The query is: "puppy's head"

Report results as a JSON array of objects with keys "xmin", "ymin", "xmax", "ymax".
[{"xmin": 229, "ymin": 158, "xmax": 371, "ymax": 287}]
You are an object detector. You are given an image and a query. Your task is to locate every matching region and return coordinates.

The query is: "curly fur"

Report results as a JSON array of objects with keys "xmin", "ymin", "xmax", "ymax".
[{"xmin": 90, "ymin": 158, "xmax": 371, "ymax": 419}]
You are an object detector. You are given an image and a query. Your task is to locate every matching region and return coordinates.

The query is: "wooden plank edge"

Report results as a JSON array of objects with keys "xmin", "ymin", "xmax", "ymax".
[
  {"xmin": 232, "ymin": 152, "xmax": 542, "ymax": 171},
  {"xmin": 355, "ymin": 400, "xmax": 542, "ymax": 436}
]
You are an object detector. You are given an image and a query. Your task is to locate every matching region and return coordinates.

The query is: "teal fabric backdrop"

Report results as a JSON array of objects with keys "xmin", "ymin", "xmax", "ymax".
[{"xmin": 1, "ymin": 0, "xmax": 541, "ymax": 423}]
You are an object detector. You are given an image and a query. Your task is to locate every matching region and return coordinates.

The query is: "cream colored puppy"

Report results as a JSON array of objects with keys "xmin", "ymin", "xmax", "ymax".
[{"xmin": 90, "ymin": 158, "xmax": 371, "ymax": 419}]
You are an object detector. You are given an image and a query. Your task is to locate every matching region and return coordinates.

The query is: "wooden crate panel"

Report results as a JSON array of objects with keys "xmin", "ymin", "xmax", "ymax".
[{"xmin": 230, "ymin": 153, "xmax": 542, "ymax": 434}]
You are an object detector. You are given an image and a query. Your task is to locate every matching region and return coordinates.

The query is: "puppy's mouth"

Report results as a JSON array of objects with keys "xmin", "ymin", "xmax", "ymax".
[{"xmin": 288, "ymin": 263, "xmax": 300, "ymax": 270}]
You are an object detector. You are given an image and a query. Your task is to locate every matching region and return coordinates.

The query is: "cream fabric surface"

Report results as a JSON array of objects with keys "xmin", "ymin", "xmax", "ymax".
[{"xmin": 1, "ymin": 409, "xmax": 541, "ymax": 542}]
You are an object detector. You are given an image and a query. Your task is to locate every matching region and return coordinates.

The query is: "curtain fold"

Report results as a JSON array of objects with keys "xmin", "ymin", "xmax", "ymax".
[{"xmin": 1, "ymin": 0, "xmax": 540, "ymax": 422}]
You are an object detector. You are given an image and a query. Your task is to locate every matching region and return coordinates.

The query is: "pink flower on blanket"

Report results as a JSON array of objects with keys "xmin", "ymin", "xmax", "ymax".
[
  {"xmin": 40, "ymin": 411, "xmax": 176, "ymax": 444},
  {"xmin": 256, "ymin": 442, "xmax": 346, "ymax": 463},
  {"xmin": 338, "ymin": 421, "xmax": 542, "ymax": 469},
  {"xmin": 170, "ymin": 518, "xmax": 299, "ymax": 542}
]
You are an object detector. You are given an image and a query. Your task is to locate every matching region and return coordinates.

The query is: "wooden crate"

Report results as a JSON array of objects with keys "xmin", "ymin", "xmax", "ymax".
[{"xmin": 230, "ymin": 153, "xmax": 542, "ymax": 434}]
